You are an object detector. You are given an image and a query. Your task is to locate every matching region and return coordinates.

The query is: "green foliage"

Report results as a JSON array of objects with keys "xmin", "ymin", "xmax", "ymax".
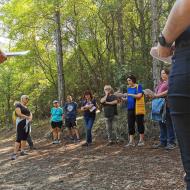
[{"xmin": 0, "ymin": 0, "xmax": 174, "ymax": 127}]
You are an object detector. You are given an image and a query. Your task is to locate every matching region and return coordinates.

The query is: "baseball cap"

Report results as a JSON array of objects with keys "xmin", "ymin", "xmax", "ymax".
[{"xmin": 53, "ymin": 100, "xmax": 59, "ymax": 104}]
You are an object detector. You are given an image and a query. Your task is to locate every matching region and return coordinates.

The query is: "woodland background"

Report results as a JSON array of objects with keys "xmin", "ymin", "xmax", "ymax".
[{"xmin": 0, "ymin": 0, "xmax": 175, "ymax": 127}]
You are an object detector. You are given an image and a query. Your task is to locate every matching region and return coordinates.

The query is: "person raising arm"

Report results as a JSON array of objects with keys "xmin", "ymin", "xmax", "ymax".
[{"xmin": 157, "ymin": 0, "xmax": 190, "ymax": 57}]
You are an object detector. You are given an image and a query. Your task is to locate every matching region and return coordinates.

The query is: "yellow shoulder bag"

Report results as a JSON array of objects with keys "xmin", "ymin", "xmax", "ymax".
[{"xmin": 135, "ymin": 84, "xmax": 146, "ymax": 115}]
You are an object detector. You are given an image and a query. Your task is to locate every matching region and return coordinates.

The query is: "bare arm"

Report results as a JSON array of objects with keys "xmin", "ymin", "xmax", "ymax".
[
  {"xmin": 15, "ymin": 108, "xmax": 30, "ymax": 120},
  {"xmin": 100, "ymin": 95, "xmax": 107, "ymax": 103},
  {"xmin": 162, "ymin": 0, "xmax": 190, "ymax": 43},
  {"xmin": 156, "ymin": 0, "xmax": 190, "ymax": 57},
  {"xmin": 128, "ymin": 93, "xmax": 143, "ymax": 99},
  {"xmin": 154, "ymin": 90, "xmax": 168, "ymax": 98},
  {"xmin": 105, "ymin": 100, "xmax": 118, "ymax": 105}
]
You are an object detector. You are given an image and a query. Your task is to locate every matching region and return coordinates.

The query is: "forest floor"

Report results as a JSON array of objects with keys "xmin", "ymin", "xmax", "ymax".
[{"xmin": 0, "ymin": 124, "xmax": 185, "ymax": 190}]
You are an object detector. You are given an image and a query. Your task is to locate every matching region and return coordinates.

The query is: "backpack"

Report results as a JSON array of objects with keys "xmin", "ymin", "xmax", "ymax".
[{"xmin": 151, "ymin": 98, "xmax": 166, "ymax": 122}]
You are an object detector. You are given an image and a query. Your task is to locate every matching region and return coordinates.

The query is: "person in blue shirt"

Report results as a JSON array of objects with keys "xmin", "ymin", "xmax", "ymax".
[
  {"xmin": 123, "ymin": 75, "xmax": 145, "ymax": 147},
  {"xmin": 50, "ymin": 100, "xmax": 63, "ymax": 144},
  {"xmin": 64, "ymin": 95, "xmax": 80, "ymax": 142},
  {"xmin": 81, "ymin": 90, "xmax": 96, "ymax": 147}
]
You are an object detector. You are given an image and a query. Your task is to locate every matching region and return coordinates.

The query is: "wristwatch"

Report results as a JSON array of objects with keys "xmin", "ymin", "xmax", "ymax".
[{"xmin": 158, "ymin": 33, "xmax": 173, "ymax": 48}]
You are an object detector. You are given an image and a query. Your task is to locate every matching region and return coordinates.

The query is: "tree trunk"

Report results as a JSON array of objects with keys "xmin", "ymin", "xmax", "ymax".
[
  {"xmin": 151, "ymin": 0, "xmax": 161, "ymax": 88},
  {"xmin": 116, "ymin": 1, "xmax": 125, "ymax": 66},
  {"xmin": 54, "ymin": 9, "xmax": 65, "ymax": 103}
]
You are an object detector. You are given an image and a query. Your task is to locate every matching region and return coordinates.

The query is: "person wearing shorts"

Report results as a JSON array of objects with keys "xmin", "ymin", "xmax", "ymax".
[
  {"xmin": 11, "ymin": 95, "xmax": 32, "ymax": 160},
  {"xmin": 64, "ymin": 95, "xmax": 80, "ymax": 142},
  {"xmin": 50, "ymin": 100, "xmax": 63, "ymax": 144}
]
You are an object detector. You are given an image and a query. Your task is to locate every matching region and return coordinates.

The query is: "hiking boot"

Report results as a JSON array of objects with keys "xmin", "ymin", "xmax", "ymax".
[
  {"xmin": 20, "ymin": 151, "xmax": 28, "ymax": 156},
  {"xmin": 11, "ymin": 153, "xmax": 16, "ymax": 160},
  {"xmin": 165, "ymin": 143, "xmax": 176, "ymax": 150},
  {"xmin": 125, "ymin": 142, "xmax": 136, "ymax": 147},
  {"xmin": 152, "ymin": 143, "xmax": 166, "ymax": 149},
  {"xmin": 137, "ymin": 140, "xmax": 145, "ymax": 147}
]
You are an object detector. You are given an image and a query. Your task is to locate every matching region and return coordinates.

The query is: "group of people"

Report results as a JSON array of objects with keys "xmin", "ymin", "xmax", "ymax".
[
  {"xmin": 100, "ymin": 70, "xmax": 176, "ymax": 150},
  {"xmin": 50, "ymin": 91, "xmax": 97, "ymax": 147},
  {"xmin": 11, "ymin": 68, "xmax": 175, "ymax": 161},
  {"xmin": 3, "ymin": 0, "xmax": 190, "ymax": 188}
]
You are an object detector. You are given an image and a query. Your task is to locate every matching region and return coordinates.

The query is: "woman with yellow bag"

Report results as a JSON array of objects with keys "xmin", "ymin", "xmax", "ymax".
[{"xmin": 122, "ymin": 75, "xmax": 146, "ymax": 147}]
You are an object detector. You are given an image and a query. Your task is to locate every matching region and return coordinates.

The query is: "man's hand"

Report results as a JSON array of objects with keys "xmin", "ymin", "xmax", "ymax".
[{"xmin": 157, "ymin": 43, "xmax": 173, "ymax": 58}]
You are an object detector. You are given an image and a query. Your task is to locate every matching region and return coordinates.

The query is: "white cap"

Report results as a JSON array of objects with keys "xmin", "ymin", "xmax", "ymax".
[{"xmin": 53, "ymin": 100, "xmax": 59, "ymax": 104}]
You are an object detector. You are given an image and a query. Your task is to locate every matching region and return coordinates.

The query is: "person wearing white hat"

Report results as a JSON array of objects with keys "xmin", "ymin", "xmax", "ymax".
[{"xmin": 50, "ymin": 100, "xmax": 64, "ymax": 144}]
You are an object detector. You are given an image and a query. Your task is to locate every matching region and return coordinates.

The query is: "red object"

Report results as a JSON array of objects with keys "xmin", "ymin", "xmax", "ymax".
[{"xmin": 0, "ymin": 50, "xmax": 7, "ymax": 64}]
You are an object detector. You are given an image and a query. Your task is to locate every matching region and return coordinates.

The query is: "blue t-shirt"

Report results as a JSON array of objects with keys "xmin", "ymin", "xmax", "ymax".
[
  {"xmin": 126, "ymin": 84, "xmax": 143, "ymax": 110},
  {"xmin": 64, "ymin": 102, "xmax": 78, "ymax": 120},
  {"xmin": 51, "ymin": 107, "xmax": 63, "ymax": 122}
]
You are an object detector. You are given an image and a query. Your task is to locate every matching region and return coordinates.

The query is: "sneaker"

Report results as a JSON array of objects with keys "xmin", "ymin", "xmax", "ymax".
[
  {"xmin": 82, "ymin": 142, "xmax": 90, "ymax": 147},
  {"xmin": 152, "ymin": 143, "xmax": 166, "ymax": 149},
  {"xmin": 69, "ymin": 136, "xmax": 74, "ymax": 141},
  {"xmin": 11, "ymin": 153, "xmax": 16, "ymax": 160},
  {"xmin": 74, "ymin": 138, "xmax": 80, "ymax": 144},
  {"xmin": 29, "ymin": 146, "xmax": 37, "ymax": 150},
  {"xmin": 20, "ymin": 151, "xmax": 28, "ymax": 156},
  {"xmin": 165, "ymin": 143, "xmax": 176, "ymax": 150},
  {"xmin": 106, "ymin": 141, "xmax": 115, "ymax": 146},
  {"xmin": 125, "ymin": 142, "xmax": 136, "ymax": 147},
  {"xmin": 137, "ymin": 141, "xmax": 145, "ymax": 147},
  {"xmin": 52, "ymin": 140, "xmax": 59, "ymax": 144},
  {"xmin": 58, "ymin": 139, "xmax": 61, "ymax": 144}
]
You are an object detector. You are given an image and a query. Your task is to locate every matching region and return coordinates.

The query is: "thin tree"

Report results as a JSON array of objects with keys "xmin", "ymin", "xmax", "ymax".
[
  {"xmin": 151, "ymin": 0, "xmax": 161, "ymax": 88},
  {"xmin": 54, "ymin": 7, "xmax": 65, "ymax": 103}
]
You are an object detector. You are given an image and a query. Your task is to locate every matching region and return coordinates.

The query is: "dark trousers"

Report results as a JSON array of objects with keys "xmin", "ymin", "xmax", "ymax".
[
  {"xmin": 168, "ymin": 47, "xmax": 190, "ymax": 190},
  {"xmin": 105, "ymin": 116, "xmax": 118, "ymax": 141},
  {"xmin": 84, "ymin": 117, "xmax": 95, "ymax": 143},
  {"xmin": 159, "ymin": 108, "xmax": 176, "ymax": 146},
  {"xmin": 27, "ymin": 134, "xmax": 34, "ymax": 147},
  {"xmin": 127, "ymin": 110, "xmax": 144, "ymax": 135}
]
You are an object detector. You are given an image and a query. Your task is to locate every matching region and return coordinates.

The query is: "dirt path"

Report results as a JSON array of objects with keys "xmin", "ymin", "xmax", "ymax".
[{"xmin": 0, "ymin": 131, "xmax": 185, "ymax": 190}]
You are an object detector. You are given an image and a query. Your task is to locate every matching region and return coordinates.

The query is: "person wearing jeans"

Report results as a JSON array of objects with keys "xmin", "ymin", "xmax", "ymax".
[
  {"xmin": 151, "ymin": 69, "xmax": 176, "ymax": 150},
  {"xmin": 159, "ymin": 107, "xmax": 175, "ymax": 147},
  {"xmin": 81, "ymin": 90, "xmax": 96, "ymax": 147},
  {"xmin": 84, "ymin": 117, "xmax": 95, "ymax": 144},
  {"xmin": 155, "ymin": 0, "xmax": 190, "ymax": 188}
]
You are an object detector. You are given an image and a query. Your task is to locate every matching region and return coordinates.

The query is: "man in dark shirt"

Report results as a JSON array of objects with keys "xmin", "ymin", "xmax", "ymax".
[
  {"xmin": 64, "ymin": 95, "xmax": 80, "ymax": 142},
  {"xmin": 153, "ymin": 1, "xmax": 190, "ymax": 189},
  {"xmin": 100, "ymin": 85, "xmax": 118, "ymax": 145}
]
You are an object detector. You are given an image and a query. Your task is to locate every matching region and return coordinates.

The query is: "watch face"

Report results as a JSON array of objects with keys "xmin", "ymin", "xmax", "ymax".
[
  {"xmin": 158, "ymin": 33, "xmax": 172, "ymax": 47},
  {"xmin": 158, "ymin": 36, "xmax": 166, "ymax": 46}
]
